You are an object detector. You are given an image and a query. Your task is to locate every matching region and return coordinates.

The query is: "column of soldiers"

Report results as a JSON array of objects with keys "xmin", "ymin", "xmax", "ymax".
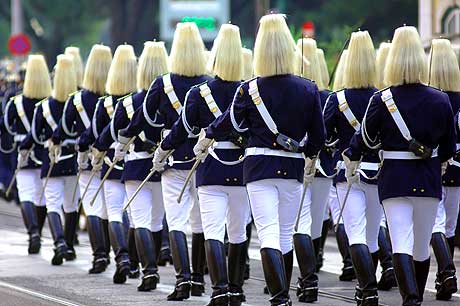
[{"xmin": 0, "ymin": 12, "xmax": 460, "ymax": 306}]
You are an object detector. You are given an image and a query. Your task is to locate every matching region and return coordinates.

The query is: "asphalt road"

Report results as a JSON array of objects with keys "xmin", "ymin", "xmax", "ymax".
[{"xmin": 0, "ymin": 200, "xmax": 459, "ymax": 306}]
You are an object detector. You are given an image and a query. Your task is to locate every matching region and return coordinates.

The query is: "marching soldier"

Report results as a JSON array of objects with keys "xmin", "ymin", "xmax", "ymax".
[
  {"xmin": 293, "ymin": 37, "xmax": 325, "ymax": 303},
  {"xmin": 428, "ymin": 38, "xmax": 458, "ymax": 301},
  {"xmin": 155, "ymin": 24, "xmax": 250, "ymax": 306},
  {"xmin": 2, "ymin": 55, "xmax": 51, "ymax": 254},
  {"xmin": 20, "ymin": 54, "xmax": 78, "ymax": 265},
  {"xmin": 326, "ymin": 49, "xmax": 356, "ymax": 282},
  {"xmin": 118, "ymin": 22, "xmax": 209, "ymax": 301},
  {"xmin": 88, "ymin": 44, "xmax": 137, "ymax": 284},
  {"xmin": 193, "ymin": 14, "xmax": 325, "ymax": 306},
  {"xmin": 344, "ymin": 26, "xmax": 456, "ymax": 306},
  {"xmin": 95, "ymin": 41, "xmax": 169, "ymax": 291},
  {"xmin": 323, "ymin": 30, "xmax": 383, "ymax": 306},
  {"xmin": 52, "ymin": 44, "xmax": 112, "ymax": 274},
  {"xmin": 374, "ymin": 42, "xmax": 397, "ymax": 291}
]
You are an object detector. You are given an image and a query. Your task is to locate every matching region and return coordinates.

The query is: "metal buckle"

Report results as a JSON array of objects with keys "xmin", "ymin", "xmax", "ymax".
[
  {"xmin": 172, "ymin": 101, "xmax": 181, "ymax": 109},
  {"xmin": 338, "ymin": 101, "xmax": 349, "ymax": 112},
  {"xmin": 253, "ymin": 96, "xmax": 262, "ymax": 105},
  {"xmin": 350, "ymin": 119, "xmax": 358, "ymax": 127},
  {"xmin": 210, "ymin": 106, "xmax": 218, "ymax": 113},
  {"xmin": 75, "ymin": 103, "xmax": 83, "ymax": 112},
  {"xmin": 386, "ymin": 103, "xmax": 397, "ymax": 113},
  {"xmin": 200, "ymin": 87, "xmax": 211, "ymax": 97}
]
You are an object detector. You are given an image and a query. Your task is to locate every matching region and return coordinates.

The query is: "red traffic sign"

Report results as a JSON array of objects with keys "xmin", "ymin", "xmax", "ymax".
[
  {"xmin": 302, "ymin": 21, "xmax": 315, "ymax": 38},
  {"xmin": 8, "ymin": 33, "xmax": 31, "ymax": 56}
]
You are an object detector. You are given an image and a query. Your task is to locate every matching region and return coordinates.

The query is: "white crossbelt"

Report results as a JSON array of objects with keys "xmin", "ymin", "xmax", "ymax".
[
  {"xmin": 337, "ymin": 90, "xmax": 360, "ymax": 131},
  {"xmin": 213, "ymin": 141, "xmax": 240, "ymax": 149},
  {"xmin": 14, "ymin": 95, "xmax": 31, "ymax": 132},
  {"xmin": 248, "ymin": 79, "xmax": 279, "ymax": 135},
  {"xmin": 245, "ymin": 147, "xmax": 303, "ymax": 159},
  {"xmin": 73, "ymin": 91, "xmax": 91, "ymax": 129},
  {"xmin": 163, "ymin": 74, "xmax": 182, "ymax": 115},
  {"xmin": 42, "ymin": 99, "xmax": 58, "ymax": 130},
  {"xmin": 103, "ymin": 96, "xmax": 115, "ymax": 118},
  {"xmin": 200, "ymin": 84, "xmax": 222, "ymax": 118},
  {"xmin": 381, "ymin": 89, "xmax": 412, "ymax": 141},
  {"xmin": 336, "ymin": 160, "xmax": 379, "ymax": 171},
  {"xmin": 381, "ymin": 149, "xmax": 438, "ymax": 160}
]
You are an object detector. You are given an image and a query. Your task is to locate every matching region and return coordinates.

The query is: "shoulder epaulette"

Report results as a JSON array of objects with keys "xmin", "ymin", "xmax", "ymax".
[
  {"xmin": 117, "ymin": 93, "xmax": 134, "ymax": 102},
  {"xmin": 191, "ymin": 80, "xmax": 208, "ymax": 89}
]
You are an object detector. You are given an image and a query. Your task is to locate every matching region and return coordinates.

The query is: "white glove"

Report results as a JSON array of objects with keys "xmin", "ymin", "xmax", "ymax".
[
  {"xmin": 17, "ymin": 149, "xmax": 30, "ymax": 169},
  {"xmin": 91, "ymin": 148, "xmax": 105, "ymax": 171},
  {"xmin": 48, "ymin": 141, "xmax": 61, "ymax": 164},
  {"xmin": 114, "ymin": 142, "xmax": 128, "ymax": 161},
  {"xmin": 303, "ymin": 157, "xmax": 316, "ymax": 184},
  {"xmin": 78, "ymin": 151, "xmax": 89, "ymax": 170},
  {"xmin": 342, "ymin": 152, "xmax": 360, "ymax": 185},
  {"xmin": 442, "ymin": 161, "xmax": 448, "ymax": 176},
  {"xmin": 193, "ymin": 130, "xmax": 213, "ymax": 162},
  {"xmin": 152, "ymin": 146, "xmax": 170, "ymax": 172}
]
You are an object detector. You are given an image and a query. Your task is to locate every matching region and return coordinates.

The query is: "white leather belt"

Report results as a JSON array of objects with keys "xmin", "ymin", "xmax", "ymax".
[
  {"xmin": 213, "ymin": 141, "xmax": 240, "ymax": 150},
  {"xmin": 14, "ymin": 134, "xmax": 26, "ymax": 142},
  {"xmin": 245, "ymin": 147, "xmax": 303, "ymax": 159},
  {"xmin": 381, "ymin": 149, "xmax": 438, "ymax": 160},
  {"xmin": 337, "ymin": 161, "xmax": 379, "ymax": 171},
  {"xmin": 126, "ymin": 151, "xmax": 153, "ymax": 162}
]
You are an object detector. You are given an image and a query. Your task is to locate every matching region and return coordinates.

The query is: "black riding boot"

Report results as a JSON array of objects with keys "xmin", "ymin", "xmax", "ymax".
[
  {"xmin": 135, "ymin": 228, "xmax": 160, "ymax": 291},
  {"xmin": 414, "ymin": 257, "xmax": 430, "ymax": 304},
  {"xmin": 335, "ymin": 224, "xmax": 356, "ymax": 281},
  {"xmin": 87, "ymin": 216, "xmax": 109, "ymax": 273},
  {"xmin": 191, "ymin": 232, "xmax": 206, "ymax": 296},
  {"xmin": 393, "ymin": 254, "xmax": 419, "ymax": 306},
  {"xmin": 109, "ymin": 221, "xmax": 130, "ymax": 284},
  {"xmin": 20, "ymin": 201, "xmax": 41, "ymax": 254},
  {"xmin": 158, "ymin": 217, "xmax": 172, "ymax": 266},
  {"xmin": 261, "ymin": 248, "xmax": 291, "ymax": 306},
  {"xmin": 35, "ymin": 205, "xmax": 47, "ymax": 236},
  {"xmin": 350, "ymin": 244, "xmax": 378, "ymax": 306},
  {"xmin": 167, "ymin": 230, "xmax": 191, "ymax": 301},
  {"xmin": 377, "ymin": 226, "xmax": 397, "ymax": 290},
  {"xmin": 228, "ymin": 241, "xmax": 248, "ymax": 306},
  {"xmin": 294, "ymin": 234, "xmax": 318, "ymax": 303},
  {"xmin": 64, "ymin": 211, "xmax": 78, "ymax": 261},
  {"xmin": 447, "ymin": 236, "xmax": 456, "ymax": 257},
  {"xmin": 48, "ymin": 212, "xmax": 68, "ymax": 266},
  {"xmin": 317, "ymin": 219, "xmax": 331, "ymax": 271},
  {"xmin": 244, "ymin": 222, "xmax": 252, "ymax": 280},
  {"xmin": 432, "ymin": 232, "xmax": 457, "ymax": 300},
  {"xmin": 128, "ymin": 228, "xmax": 140, "ymax": 278},
  {"xmin": 205, "ymin": 240, "xmax": 229, "ymax": 306},
  {"xmin": 101, "ymin": 219, "xmax": 111, "ymax": 263}
]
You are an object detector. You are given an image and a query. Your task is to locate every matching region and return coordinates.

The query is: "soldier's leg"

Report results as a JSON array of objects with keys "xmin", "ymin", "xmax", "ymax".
[
  {"xmin": 62, "ymin": 176, "xmax": 79, "ymax": 261},
  {"xmin": 444, "ymin": 186, "xmax": 460, "ymax": 256}
]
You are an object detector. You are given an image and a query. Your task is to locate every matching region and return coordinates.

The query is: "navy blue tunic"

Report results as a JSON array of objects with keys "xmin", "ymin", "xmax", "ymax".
[
  {"xmin": 119, "ymin": 74, "xmax": 212, "ymax": 171},
  {"xmin": 161, "ymin": 76, "xmax": 244, "ymax": 186},
  {"xmin": 442, "ymin": 91, "xmax": 460, "ymax": 187},
  {"xmin": 206, "ymin": 74, "xmax": 326, "ymax": 184},
  {"xmin": 20, "ymin": 97, "xmax": 77, "ymax": 178},
  {"xmin": 3, "ymin": 95, "xmax": 44, "ymax": 169},
  {"xmin": 346, "ymin": 84, "xmax": 456, "ymax": 201},
  {"xmin": 94, "ymin": 90, "xmax": 162, "ymax": 183},
  {"xmin": 316, "ymin": 89, "xmax": 335, "ymax": 178},
  {"xmin": 324, "ymin": 88, "xmax": 379, "ymax": 185}
]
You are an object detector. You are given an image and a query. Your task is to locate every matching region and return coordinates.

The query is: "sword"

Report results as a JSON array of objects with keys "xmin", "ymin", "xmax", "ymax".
[
  {"xmin": 71, "ymin": 170, "xmax": 81, "ymax": 203},
  {"xmin": 77, "ymin": 151, "xmax": 106, "ymax": 209},
  {"xmin": 6, "ymin": 147, "xmax": 34, "ymax": 198},
  {"xmin": 89, "ymin": 138, "xmax": 136, "ymax": 206},
  {"xmin": 294, "ymin": 155, "xmax": 319, "ymax": 232},
  {"xmin": 334, "ymin": 182, "xmax": 353, "ymax": 232},
  {"xmin": 38, "ymin": 160, "xmax": 56, "ymax": 206},
  {"xmin": 123, "ymin": 150, "xmax": 174, "ymax": 211}
]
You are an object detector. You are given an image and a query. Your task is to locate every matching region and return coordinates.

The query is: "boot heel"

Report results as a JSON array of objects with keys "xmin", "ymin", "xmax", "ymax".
[{"xmin": 137, "ymin": 273, "xmax": 159, "ymax": 291}]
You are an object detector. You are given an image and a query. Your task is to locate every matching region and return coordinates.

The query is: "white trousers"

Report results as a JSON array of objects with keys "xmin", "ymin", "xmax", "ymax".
[
  {"xmin": 328, "ymin": 185, "xmax": 342, "ymax": 225},
  {"xmin": 16, "ymin": 169, "xmax": 45, "ymax": 206},
  {"xmin": 198, "ymin": 185, "xmax": 250, "ymax": 244},
  {"xmin": 162, "ymin": 169, "xmax": 202, "ymax": 233},
  {"xmin": 337, "ymin": 182, "xmax": 383, "ymax": 253},
  {"xmin": 433, "ymin": 186, "xmax": 460, "ymax": 238},
  {"xmin": 125, "ymin": 180, "xmax": 165, "ymax": 231},
  {"xmin": 310, "ymin": 177, "xmax": 333, "ymax": 239},
  {"xmin": 45, "ymin": 176, "xmax": 79, "ymax": 214},
  {"xmin": 383, "ymin": 197, "xmax": 438, "ymax": 261},
  {"xmin": 247, "ymin": 179, "xmax": 301, "ymax": 254},
  {"xmin": 103, "ymin": 180, "xmax": 126, "ymax": 223},
  {"xmin": 78, "ymin": 171, "xmax": 107, "ymax": 219}
]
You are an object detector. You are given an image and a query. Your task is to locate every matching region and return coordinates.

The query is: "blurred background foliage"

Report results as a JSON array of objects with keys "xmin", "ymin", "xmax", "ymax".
[{"xmin": 0, "ymin": 0, "xmax": 417, "ymax": 71}]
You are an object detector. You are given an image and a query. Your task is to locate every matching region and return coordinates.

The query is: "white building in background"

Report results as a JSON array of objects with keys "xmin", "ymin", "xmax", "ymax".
[{"xmin": 419, "ymin": 0, "xmax": 460, "ymax": 51}]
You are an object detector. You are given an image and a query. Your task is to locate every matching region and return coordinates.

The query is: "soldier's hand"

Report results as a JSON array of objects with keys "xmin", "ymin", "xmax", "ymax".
[
  {"xmin": 91, "ymin": 148, "xmax": 105, "ymax": 171},
  {"xmin": 48, "ymin": 140, "xmax": 61, "ymax": 164},
  {"xmin": 303, "ymin": 157, "xmax": 316, "ymax": 184},
  {"xmin": 114, "ymin": 142, "xmax": 128, "ymax": 161},
  {"xmin": 342, "ymin": 152, "xmax": 360, "ymax": 185},
  {"xmin": 77, "ymin": 151, "xmax": 89, "ymax": 170},
  {"xmin": 193, "ymin": 130, "xmax": 213, "ymax": 162},
  {"xmin": 152, "ymin": 146, "xmax": 170, "ymax": 172},
  {"xmin": 442, "ymin": 161, "xmax": 448, "ymax": 176},
  {"xmin": 17, "ymin": 149, "xmax": 29, "ymax": 169}
]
